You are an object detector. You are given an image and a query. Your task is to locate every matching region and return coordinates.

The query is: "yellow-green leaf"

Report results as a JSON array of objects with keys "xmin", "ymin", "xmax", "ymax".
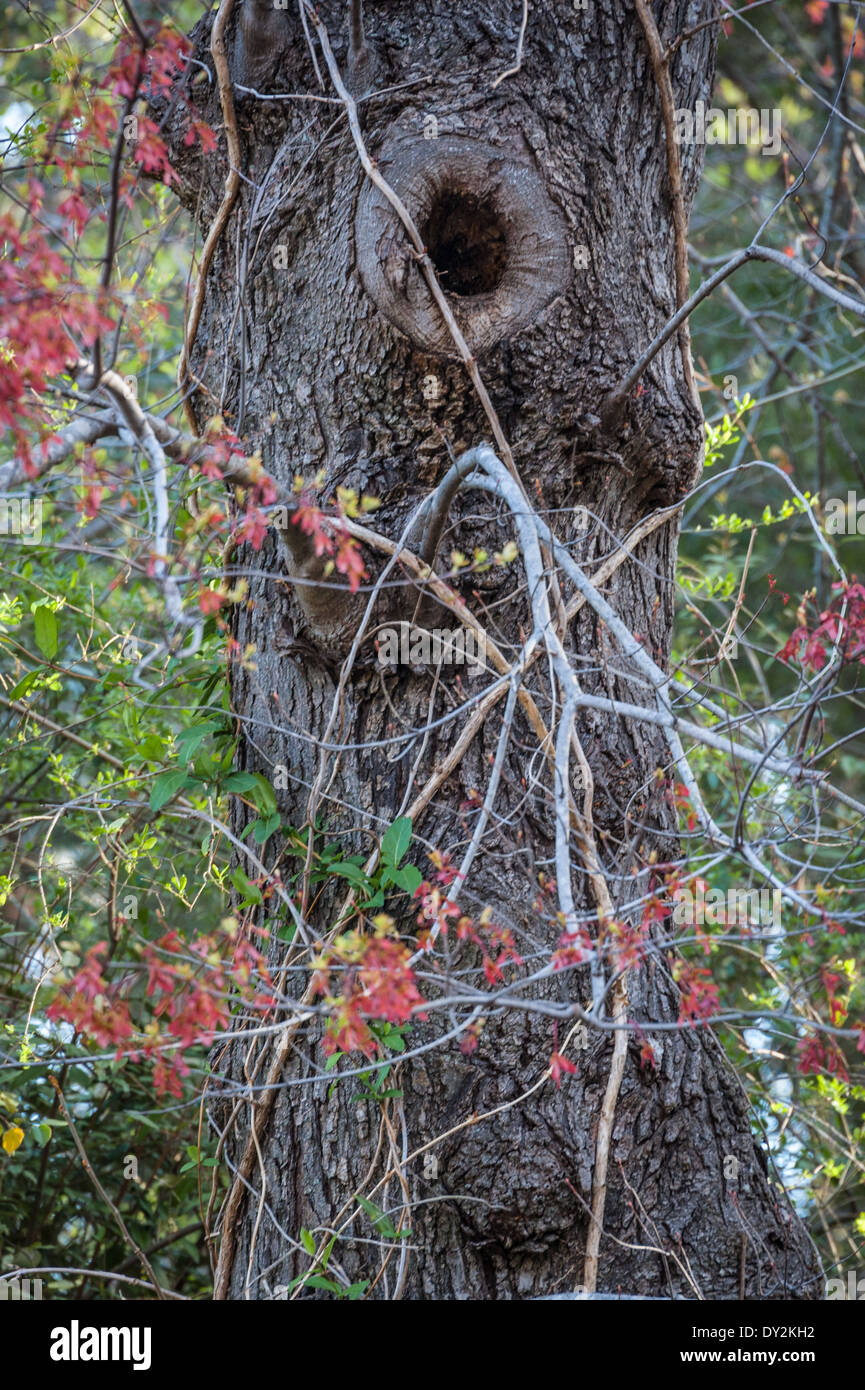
[{"xmin": 2, "ymin": 1124, "xmax": 24, "ymax": 1154}]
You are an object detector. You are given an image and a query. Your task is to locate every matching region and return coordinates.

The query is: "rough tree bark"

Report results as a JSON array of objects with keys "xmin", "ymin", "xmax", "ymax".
[{"xmin": 159, "ymin": 0, "xmax": 822, "ymax": 1299}]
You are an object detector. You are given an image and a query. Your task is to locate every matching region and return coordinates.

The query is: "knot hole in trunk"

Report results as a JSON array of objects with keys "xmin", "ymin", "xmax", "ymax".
[{"xmin": 355, "ymin": 136, "xmax": 570, "ymax": 358}]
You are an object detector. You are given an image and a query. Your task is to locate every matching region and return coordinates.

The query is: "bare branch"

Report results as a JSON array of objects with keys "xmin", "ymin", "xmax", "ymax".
[{"xmin": 604, "ymin": 244, "xmax": 865, "ymax": 426}]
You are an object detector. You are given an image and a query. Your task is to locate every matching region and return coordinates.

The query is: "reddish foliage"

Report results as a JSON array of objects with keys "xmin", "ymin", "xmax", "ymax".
[
  {"xmin": 184, "ymin": 120, "xmax": 217, "ymax": 153},
  {"xmin": 672, "ymin": 960, "xmax": 720, "ymax": 1024},
  {"xmin": 47, "ymin": 925, "xmax": 274, "ymax": 1098},
  {"xmin": 106, "ymin": 23, "xmax": 190, "ymax": 101},
  {"xmin": 235, "ymin": 504, "xmax": 270, "ymax": 551},
  {"xmin": 129, "ymin": 117, "xmax": 176, "ymax": 186},
  {"xmin": 822, "ymin": 969, "xmax": 848, "ymax": 1027},
  {"xmin": 0, "ymin": 201, "xmax": 114, "ymax": 465},
  {"xmin": 779, "ymin": 580, "xmax": 865, "ymax": 672},
  {"xmin": 414, "ymin": 863, "xmax": 522, "ymax": 985},
  {"xmin": 0, "ymin": 23, "xmax": 218, "ymax": 465},
  {"xmin": 552, "ymin": 926, "xmax": 594, "ymax": 971},
  {"xmin": 198, "ymin": 588, "xmax": 225, "ymax": 616},
  {"xmin": 454, "ymin": 911, "xmax": 522, "ymax": 985},
  {"xmin": 292, "ymin": 488, "xmax": 367, "ymax": 593},
  {"xmin": 767, "ymin": 574, "xmax": 789, "ymax": 604},
  {"xmin": 312, "ymin": 927, "xmax": 426, "ymax": 1058},
  {"xmin": 604, "ymin": 914, "xmax": 650, "ymax": 972},
  {"xmin": 641, "ymin": 887, "xmax": 671, "ymax": 931},
  {"xmin": 74, "ymin": 98, "xmax": 121, "ymax": 159},
  {"xmin": 413, "ymin": 881, "xmax": 461, "ymax": 933},
  {"xmin": 46, "ymin": 944, "xmax": 135, "ymax": 1053},
  {"xmin": 797, "ymin": 1034, "xmax": 849, "ymax": 1083},
  {"xmin": 669, "ymin": 781, "xmax": 697, "ymax": 831},
  {"xmin": 427, "ymin": 850, "xmax": 460, "ymax": 887},
  {"xmin": 549, "ymin": 1050, "xmax": 577, "ymax": 1087},
  {"xmin": 57, "ymin": 190, "xmax": 92, "ymax": 235}
]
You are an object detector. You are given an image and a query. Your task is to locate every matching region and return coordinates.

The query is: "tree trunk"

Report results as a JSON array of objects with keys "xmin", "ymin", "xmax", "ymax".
[{"xmin": 161, "ymin": 0, "xmax": 822, "ymax": 1299}]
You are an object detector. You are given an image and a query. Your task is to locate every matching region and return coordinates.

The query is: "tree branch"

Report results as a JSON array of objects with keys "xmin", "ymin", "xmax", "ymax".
[
  {"xmin": 49, "ymin": 1076, "xmax": 167, "ymax": 1300},
  {"xmin": 603, "ymin": 244, "xmax": 865, "ymax": 427}
]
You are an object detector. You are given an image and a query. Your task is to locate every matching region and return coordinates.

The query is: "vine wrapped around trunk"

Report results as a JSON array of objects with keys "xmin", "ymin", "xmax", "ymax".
[{"xmin": 152, "ymin": 0, "xmax": 822, "ymax": 1301}]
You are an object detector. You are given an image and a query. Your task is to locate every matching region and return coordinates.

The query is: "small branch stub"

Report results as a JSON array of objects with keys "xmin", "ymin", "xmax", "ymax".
[{"xmin": 239, "ymin": 0, "xmax": 291, "ymax": 87}]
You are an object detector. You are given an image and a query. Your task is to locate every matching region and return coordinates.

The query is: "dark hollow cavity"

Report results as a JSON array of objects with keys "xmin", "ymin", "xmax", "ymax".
[{"xmin": 422, "ymin": 189, "xmax": 507, "ymax": 296}]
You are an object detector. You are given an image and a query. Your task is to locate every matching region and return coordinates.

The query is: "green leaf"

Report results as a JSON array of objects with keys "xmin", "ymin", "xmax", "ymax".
[
  {"xmin": 320, "ymin": 1234, "xmax": 336, "ymax": 1270},
  {"xmin": 293, "ymin": 1274, "xmax": 341, "ymax": 1294},
  {"xmin": 150, "ymin": 769, "xmax": 189, "ymax": 812},
  {"xmin": 391, "ymin": 864, "xmax": 422, "ymax": 895},
  {"xmin": 33, "ymin": 605, "xmax": 57, "ymax": 659},
  {"xmin": 355, "ymin": 1192, "xmax": 399, "ymax": 1240},
  {"xmin": 250, "ymin": 774, "xmax": 277, "ymax": 818},
  {"xmin": 300, "ymin": 1228, "xmax": 316, "ymax": 1256},
  {"xmin": 252, "ymin": 813, "xmax": 281, "ymax": 845},
  {"xmin": 223, "ymin": 771, "xmax": 259, "ymax": 795},
  {"xmin": 380, "ymin": 817, "xmax": 411, "ymax": 868},
  {"xmin": 7, "ymin": 670, "xmax": 39, "ymax": 700},
  {"xmin": 329, "ymin": 862, "xmax": 370, "ymax": 888},
  {"xmin": 231, "ymin": 867, "xmax": 262, "ymax": 904},
  {"xmin": 176, "ymin": 721, "xmax": 222, "ymax": 762}
]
